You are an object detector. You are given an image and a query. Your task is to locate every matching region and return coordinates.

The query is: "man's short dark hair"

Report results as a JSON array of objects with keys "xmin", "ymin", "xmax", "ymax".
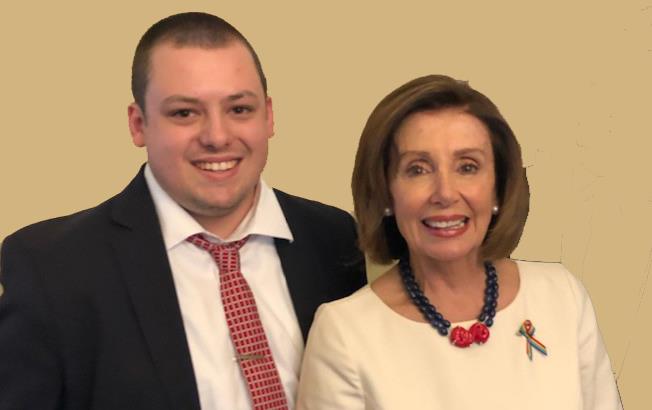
[{"xmin": 131, "ymin": 12, "xmax": 268, "ymax": 113}]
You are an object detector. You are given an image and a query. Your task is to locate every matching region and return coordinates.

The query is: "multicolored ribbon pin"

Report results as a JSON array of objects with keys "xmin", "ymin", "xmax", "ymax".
[{"xmin": 517, "ymin": 320, "xmax": 547, "ymax": 361}]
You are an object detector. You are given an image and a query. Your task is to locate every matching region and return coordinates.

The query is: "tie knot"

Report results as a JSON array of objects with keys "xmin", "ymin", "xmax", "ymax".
[{"xmin": 187, "ymin": 234, "xmax": 250, "ymax": 274}]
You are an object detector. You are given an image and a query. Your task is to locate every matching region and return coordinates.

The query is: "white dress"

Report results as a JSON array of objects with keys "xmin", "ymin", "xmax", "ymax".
[{"xmin": 296, "ymin": 261, "xmax": 622, "ymax": 410}]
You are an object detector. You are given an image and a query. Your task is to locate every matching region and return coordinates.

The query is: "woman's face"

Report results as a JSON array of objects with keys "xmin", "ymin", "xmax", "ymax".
[{"xmin": 389, "ymin": 108, "xmax": 496, "ymax": 265}]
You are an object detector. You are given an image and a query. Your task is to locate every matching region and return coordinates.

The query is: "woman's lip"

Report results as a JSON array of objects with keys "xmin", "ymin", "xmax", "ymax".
[
  {"xmin": 422, "ymin": 217, "xmax": 470, "ymax": 238},
  {"xmin": 422, "ymin": 214, "xmax": 467, "ymax": 222}
]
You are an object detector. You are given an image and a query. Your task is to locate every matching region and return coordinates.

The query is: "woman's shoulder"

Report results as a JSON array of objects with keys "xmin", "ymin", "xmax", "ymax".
[
  {"xmin": 325, "ymin": 284, "xmax": 376, "ymax": 306},
  {"xmin": 308, "ymin": 285, "xmax": 393, "ymax": 345},
  {"xmin": 514, "ymin": 259, "xmax": 589, "ymax": 305},
  {"xmin": 515, "ymin": 259, "xmax": 575, "ymax": 283},
  {"xmin": 514, "ymin": 259, "xmax": 570, "ymax": 274},
  {"xmin": 315, "ymin": 285, "xmax": 378, "ymax": 320}
]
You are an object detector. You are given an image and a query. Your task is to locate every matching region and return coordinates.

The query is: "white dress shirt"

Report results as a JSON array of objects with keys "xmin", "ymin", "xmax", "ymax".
[{"xmin": 145, "ymin": 165, "xmax": 304, "ymax": 410}]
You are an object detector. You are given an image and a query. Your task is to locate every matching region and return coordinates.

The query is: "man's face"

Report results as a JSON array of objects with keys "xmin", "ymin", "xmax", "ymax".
[{"xmin": 128, "ymin": 41, "xmax": 274, "ymax": 236}]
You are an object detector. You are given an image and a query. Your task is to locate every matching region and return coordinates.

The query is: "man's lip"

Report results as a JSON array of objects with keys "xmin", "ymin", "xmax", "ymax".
[
  {"xmin": 192, "ymin": 158, "xmax": 242, "ymax": 173},
  {"xmin": 192, "ymin": 156, "xmax": 242, "ymax": 163}
]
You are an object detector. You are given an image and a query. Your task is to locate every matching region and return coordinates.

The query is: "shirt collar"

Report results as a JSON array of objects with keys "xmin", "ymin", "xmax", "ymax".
[{"xmin": 144, "ymin": 164, "xmax": 293, "ymax": 250}]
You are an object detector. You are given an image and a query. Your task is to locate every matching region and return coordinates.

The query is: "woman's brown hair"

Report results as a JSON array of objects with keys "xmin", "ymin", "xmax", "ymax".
[{"xmin": 352, "ymin": 75, "xmax": 529, "ymax": 264}]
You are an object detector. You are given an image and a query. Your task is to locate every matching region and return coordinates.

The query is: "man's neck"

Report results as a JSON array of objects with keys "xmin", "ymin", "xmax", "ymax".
[{"xmin": 191, "ymin": 184, "xmax": 261, "ymax": 240}]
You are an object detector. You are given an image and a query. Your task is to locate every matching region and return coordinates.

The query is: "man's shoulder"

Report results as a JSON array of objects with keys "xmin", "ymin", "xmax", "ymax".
[
  {"xmin": 3, "ymin": 168, "xmax": 150, "ymax": 253},
  {"xmin": 3, "ymin": 197, "xmax": 115, "ymax": 254},
  {"xmin": 272, "ymin": 189, "xmax": 354, "ymax": 224}
]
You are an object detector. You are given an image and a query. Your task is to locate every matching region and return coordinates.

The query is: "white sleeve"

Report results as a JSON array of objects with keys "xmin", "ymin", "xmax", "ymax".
[
  {"xmin": 566, "ymin": 272, "xmax": 623, "ymax": 410},
  {"xmin": 296, "ymin": 303, "xmax": 366, "ymax": 410}
]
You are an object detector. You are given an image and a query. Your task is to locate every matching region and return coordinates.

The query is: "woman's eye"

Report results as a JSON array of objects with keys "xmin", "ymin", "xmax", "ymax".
[
  {"xmin": 460, "ymin": 163, "xmax": 478, "ymax": 174},
  {"xmin": 406, "ymin": 164, "xmax": 427, "ymax": 176}
]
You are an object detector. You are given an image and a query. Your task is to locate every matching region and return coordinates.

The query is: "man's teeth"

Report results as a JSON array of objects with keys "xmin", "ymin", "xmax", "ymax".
[
  {"xmin": 196, "ymin": 160, "xmax": 237, "ymax": 171},
  {"xmin": 424, "ymin": 219, "xmax": 467, "ymax": 229}
]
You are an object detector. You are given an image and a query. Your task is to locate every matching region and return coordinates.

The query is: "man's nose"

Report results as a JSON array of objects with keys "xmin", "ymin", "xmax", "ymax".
[{"xmin": 198, "ymin": 112, "xmax": 232, "ymax": 149}]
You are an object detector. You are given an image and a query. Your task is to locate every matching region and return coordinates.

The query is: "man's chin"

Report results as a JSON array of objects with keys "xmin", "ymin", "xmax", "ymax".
[
  {"xmin": 186, "ymin": 200, "xmax": 242, "ymax": 218},
  {"xmin": 186, "ymin": 191, "xmax": 256, "ymax": 219}
]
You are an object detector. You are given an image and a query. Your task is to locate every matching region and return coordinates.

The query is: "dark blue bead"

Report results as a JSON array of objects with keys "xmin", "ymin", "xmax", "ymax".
[{"xmin": 399, "ymin": 256, "xmax": 500, "ymax": 339}]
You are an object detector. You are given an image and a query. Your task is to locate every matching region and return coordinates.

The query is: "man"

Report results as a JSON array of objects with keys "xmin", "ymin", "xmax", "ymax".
[{"xmin": 0, "ymin": 12, "xmax": 366, "ymax": 410}]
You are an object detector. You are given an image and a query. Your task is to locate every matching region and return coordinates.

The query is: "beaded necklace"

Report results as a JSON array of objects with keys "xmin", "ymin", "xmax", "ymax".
[{"xmin": 398, "ymin": 256, "xmax": 499, "ymax": 348}]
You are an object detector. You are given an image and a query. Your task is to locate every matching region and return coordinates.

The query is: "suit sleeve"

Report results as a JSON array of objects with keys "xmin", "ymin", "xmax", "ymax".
[
  {"xmin": 338, "ymin": 213, "xmax": 367, "ymax": 293},
  {"xmin": 296, "ymin": 303, "xmax": 366, "ymax": 410},
  {"xmin": 0, "ymin": 235, "xmax": 63, "ymax": 409},
  {"xmin": 566, "ymin": 272, "xmax": 623, "ymax": 410}
]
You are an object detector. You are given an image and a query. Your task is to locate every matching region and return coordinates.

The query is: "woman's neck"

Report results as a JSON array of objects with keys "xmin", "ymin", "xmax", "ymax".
[{"xmin": 409, "ymin": 253, "xmax": 486, "ymax": 296}]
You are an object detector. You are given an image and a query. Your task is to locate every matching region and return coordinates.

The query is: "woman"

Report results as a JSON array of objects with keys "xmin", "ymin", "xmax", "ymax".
[{"xmin": 296, "ymin": 75, "xmax": 622, "ymax": 409}]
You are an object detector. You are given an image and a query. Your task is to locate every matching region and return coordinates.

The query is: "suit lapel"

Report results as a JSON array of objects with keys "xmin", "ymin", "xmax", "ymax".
[
  {"xmin": 109, "ymin": 169, "xmax": 200, "ymax": 410},
  {"xmin": 273, "ymin": 190, "xmax": 327, "ymax": 342}
]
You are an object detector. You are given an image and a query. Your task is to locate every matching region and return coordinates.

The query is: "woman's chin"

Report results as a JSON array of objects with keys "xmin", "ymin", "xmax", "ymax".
[{"xmin": 411, "ymin": 244, "xmax": 481, "ymax": 265}]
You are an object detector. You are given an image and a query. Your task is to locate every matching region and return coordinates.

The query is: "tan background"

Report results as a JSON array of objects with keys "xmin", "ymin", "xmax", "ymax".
[{"xmin": 1, "ymin": 0, "xmax": 649, "ymax": 407}]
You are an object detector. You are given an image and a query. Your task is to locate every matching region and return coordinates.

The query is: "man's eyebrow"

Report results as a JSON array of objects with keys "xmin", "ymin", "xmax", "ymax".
[
  {"xmin": 160, "ymin": 91, "xmax": 259, "ymax": 105},
  {"xmin": 225, "ymin": 90, "xmax": 258, "ymax": 101},
  {"xmin": 161, "ymin": 95, "xmax": 200, "ymax": 105}
]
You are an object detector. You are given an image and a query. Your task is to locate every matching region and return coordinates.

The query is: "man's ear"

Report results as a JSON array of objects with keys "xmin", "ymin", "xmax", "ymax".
[
  {"xmin": 128, "ymin": 103, "xmax": 147, "ymax": 147},
  {"xmin": 265, "ymin": 96, "xmax": 275, "ymax": 138}
]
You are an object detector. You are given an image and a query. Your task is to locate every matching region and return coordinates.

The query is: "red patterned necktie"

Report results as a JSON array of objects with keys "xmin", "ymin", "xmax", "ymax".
[{"xmin": 187, "ymin": 234, "xmax": 289, "ymax": 410}]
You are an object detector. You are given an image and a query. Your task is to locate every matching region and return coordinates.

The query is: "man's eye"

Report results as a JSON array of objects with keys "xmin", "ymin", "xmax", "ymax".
[
  {"xmin": 171, "ymin": 109, "xmax": 193, "ymax": 118},
  {"xmin": 232, "ymin": 106, "xmax": 252, "ymax": 114}
]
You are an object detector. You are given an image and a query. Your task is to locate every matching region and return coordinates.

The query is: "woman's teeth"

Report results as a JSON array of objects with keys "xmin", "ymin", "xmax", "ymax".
[{"xmin": 424, "ymin": 218, "xmax": 467, "ymax": 229}]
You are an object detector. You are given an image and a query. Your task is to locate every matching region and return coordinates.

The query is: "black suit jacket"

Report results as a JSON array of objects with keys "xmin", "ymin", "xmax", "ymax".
[{"xmin": 0, "ymin": 169, "xmax": 366, "ymax": 410}]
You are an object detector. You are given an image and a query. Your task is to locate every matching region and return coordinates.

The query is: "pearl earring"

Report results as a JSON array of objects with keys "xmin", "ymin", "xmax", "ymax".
[
  {"xmin": 492, "ymin": 205, "xmax": 499, "ymax": 215},
  {"xmin": 383, "ymin": 207, "xmax": 393, "ymax": 216}
]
